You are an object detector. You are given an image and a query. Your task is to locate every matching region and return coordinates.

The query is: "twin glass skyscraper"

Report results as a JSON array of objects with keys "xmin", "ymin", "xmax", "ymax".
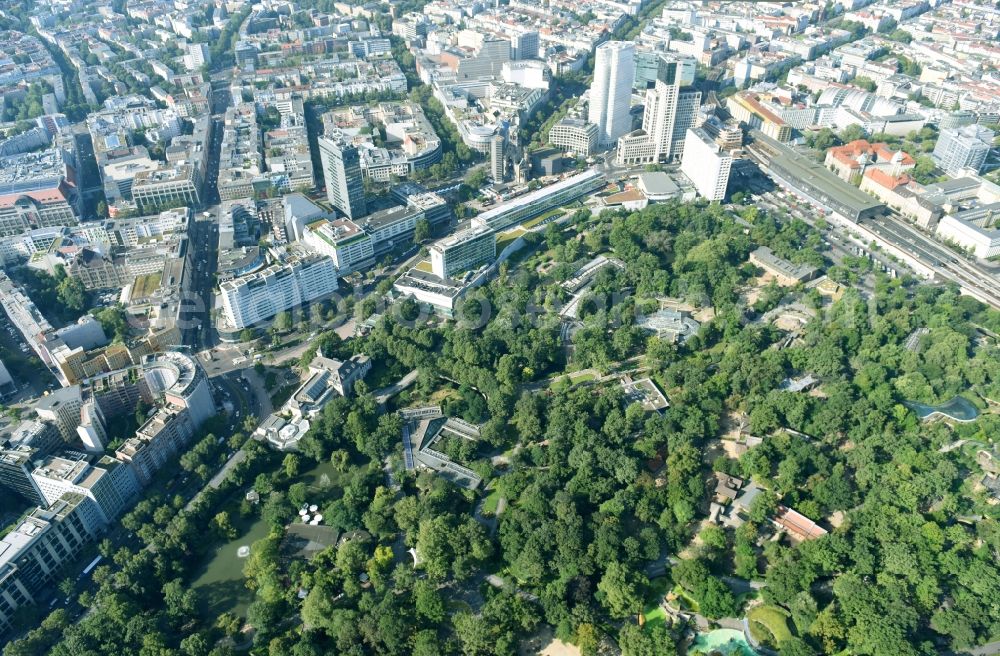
[{"xmin": 588, "ymin": 41, "xmax": 636, "ymax": 147}]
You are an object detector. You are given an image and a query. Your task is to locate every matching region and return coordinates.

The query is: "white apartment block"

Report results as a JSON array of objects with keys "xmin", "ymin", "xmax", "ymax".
[
  {"xmin": 549, "ymin": 118, "xmax": 599, "ymax": 157},
  {"xmin": 183, "ymin": 43, "xmax": 211, "ymax": 72},
  {"xmin": 681, "ymin": 127, "xmax": 733, "ymax": 202},
  {"xmin": 220, "ymin": 255, "xmax": 339, "ymax": 330},
  {"xmin": 131, "ymin": 165, "xmax": 200, "ymax": 209},
  {"xmin": 430, "ymin": 222, "xmax": 497, "ymax": 279},
  {"xmin": 302, "ymin": 218, "xmax": 376, "ymax": 276},
  {"xmin": 116, "ymin": 407, "xmax": 195, "ymax": 486},
  {"xmin": 0, "ymin": 496, "xmax": 96, "ymax": 635},
  {"xmin": 31, "ymin": 455, "xmax": 138, "ymax": 527}
]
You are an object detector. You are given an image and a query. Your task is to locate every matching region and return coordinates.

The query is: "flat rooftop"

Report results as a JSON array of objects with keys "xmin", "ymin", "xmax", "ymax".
[
  {"xmin": 358, "ymin": 204, "xmax": 419, "ymax": 231},
  {"xmin": 395, "ymin": 268, "xmax": 469, "ymax": 298},
  {"xmin": 750, "ymin": 130, "xmax": 884, "ymax": 220}
]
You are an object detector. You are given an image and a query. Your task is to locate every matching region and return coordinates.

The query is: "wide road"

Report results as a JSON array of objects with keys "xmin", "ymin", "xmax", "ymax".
[{"xmin": 181, "ymin": 88, "xmax": 229, "ymax": 351}]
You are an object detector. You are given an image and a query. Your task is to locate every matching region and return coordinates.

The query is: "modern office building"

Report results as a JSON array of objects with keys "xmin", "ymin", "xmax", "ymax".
[
  {"xmin": 356, "ymin": 204, "xmax": 424, "ymax": 255},
  {"xmin": 935, "ymin": 206, "xmax": 1000, "ymax": 258},
  {"xmin": 681, "ymin": 127, "xmax": 733, "ymax": 201},
  {"xmin": 116, "ymin": 407, "xmax": 195, "ymax": 486},
  {"xmin": 430, "ymin": 222, "xmax": 497, "ymax": 279},
  {"xmin": 649, "ymin": 85, "xmax": 701, "ymax": 162},
  {"xmin": 511, "ymin": 31, "xmax": 539, "ymax": 61},
  {"xmin": 0, "ymin": 444, "xmax": 50, "ymax": 507},
  {"xmin": 130, "ymin": 162, "xmax": 200, "ymax": 209},
  {"xmin": 455, "ymin": 36, "xmax": 511, "ymax": 80},
  {"xmin": 634, "ymin": 51, "xmax": 696, "ymax": 90},
  {"xmin": 647, "ymin": 85, "xmax": 701, "ymax": 163},
  {"xmin": 0, "ymin": 494, "xmax": 97, "ymax": 635},
  {"xmin": 619, "ymin": 57, "xmax": 701, "ymax": 165},
  {"xmin": 548, "ymin": 118, "xmax": 599, "ymax": 157},
  {"xmin": 476, "ymin": 170, "xmax": 605, "ymax": 232},
  {"xmin": 932, "ymin": 124, "xmax": 994, "ymax": 176},
  {"xmin": 303, "ymin": 217, "xmax": 376, "ymax": 276},
  {"xmin": 403, "ymin": 191, "xmax": 452, "ymax": 228},
  {"xmin": 141, "ymin": 352, "xmax": 215, "ymax": 428},
  {"xmin": 490, "ymin": 134, "xmax": 505, "ymax": 182},
  {"xmin": 588, "ymin": 42, "xmax": 635, "ymax": 147},
  {"xmin": 31, "ymin": 454, "xmax": 138, "ymax": 527},
  {"xmin": 318, "ymin": 135, "xmax": 368, "ymax": 219},
  {"xmin": 219, "ymin": 254, "xmax": 339, "ymax": 330},
  {"xmin": 1, "ymin": 418, "xmax": 63, "ymax": 455},
  {"xmin": 393, "ymin": 268, "xmax": 475, "ymax": 319},
  {"xmin": 33, "ymin": 386, "xmax": 84, "ymax": 444}
]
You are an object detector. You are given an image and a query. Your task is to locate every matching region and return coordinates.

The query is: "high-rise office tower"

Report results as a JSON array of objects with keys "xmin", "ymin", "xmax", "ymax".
[
  {"xmin": 33, "ymin": 386, "xmax": 83, "ymax": 444},
  {"xmin": 588, "ymin": 41, "xmax": 635, "ymax": 147},
  {"xmin": 318, "ymin": 135, "xmax": 367, "ymax": 219},
  {"xmin": 511, "ymin": 31, "xmax": 539, "ymax": 60},
  {"xmin": 490, "ymin": 134, "xmax": 505, "ymax": 182},
  {"xmin": 932, "ymin": 124, "xmax": 994, "ymax": 175},
  {"xmin": 641, "ymin": 57, "xmax": 702, "ymax": 162},
  {"xmin": 634, "ymin": 51, "xmax": 696, "ymax": 90}
]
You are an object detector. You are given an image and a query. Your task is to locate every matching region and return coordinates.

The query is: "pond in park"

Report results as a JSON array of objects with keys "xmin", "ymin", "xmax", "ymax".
[
  {"xmin": 904, "ymin": 396, "xmax": 979, "ymax": 422},
  {"xmin": 190, "ymin": 511, "xmax": 271, "ymax": 618},
  {"xmin": 689, "ymin": 629, "xmax": 759, "ymax": 656},
  {"xmin": 190, "ymin": 459, "xmax": 340, "ymax": 617}
]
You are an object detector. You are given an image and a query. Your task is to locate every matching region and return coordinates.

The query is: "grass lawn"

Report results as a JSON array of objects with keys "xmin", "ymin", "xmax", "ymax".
[
  {"xmin": 270, "ymin": 383, "xmax": 297, "ymax": 408},
  {"xmin": 545, "ymin": 371, "xmax": 597, "ymax": 391},
  {"xmin": 671, "ymin": 585, "xmax": 700, "ymax": 613},
  {"xmin": 414, "ymin": 260, "xmax": 433, "ymax": 273},
  {"xmin": 132, "ymin": 272, "xmax": 161, "ymax": 298},
  {"xmin": 496, "ymin": 228, "xmax": 527, "ymax": 252},
  {"xmin": 424, "ymin": 386, "xmax": 460, "ymax": 405},
  {"xmin": 642, "ymin": 605, "xmax": 667, "ymax": 628},
  {"xmin": 747, "ymin": 604, "xmax": 793, "ymax": 646},
  {"xmin": 641, "ymin": 577, "xmax": 670, "ymax": 628},
  {"xmin": 522, "ymin": 208, "xmax": 563, "ymax": 229},
  {"xmin": 549, "ymin": 377, "xmax": 571, "ymax": 393},
  {"xmin": 482, "ymin": 488, "xmax": 501, "ymax": 514}
]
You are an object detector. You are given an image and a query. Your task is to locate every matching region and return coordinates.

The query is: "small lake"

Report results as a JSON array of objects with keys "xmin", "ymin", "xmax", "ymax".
[
  {"xmin": 191, "ymin": 513, "xmax": 272, "ymax": 617},
  {"xmin": 190, "ymin": 459, "xmax": 341, "ymax": 617},
  {"xmin": 905, "ymin": 396, "xmax": 980, "ymax": 422}
]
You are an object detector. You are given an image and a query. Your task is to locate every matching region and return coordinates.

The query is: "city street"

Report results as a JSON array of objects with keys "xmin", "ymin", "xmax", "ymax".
[{"xmin": 181, "ymin": 92, "xmax": 229, "ymax": 351}]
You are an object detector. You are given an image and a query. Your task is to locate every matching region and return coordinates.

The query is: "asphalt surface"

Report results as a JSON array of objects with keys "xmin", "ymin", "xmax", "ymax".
[{"xmin": 181, "ymin": 93, "xmax": 228, "ymax": 351}]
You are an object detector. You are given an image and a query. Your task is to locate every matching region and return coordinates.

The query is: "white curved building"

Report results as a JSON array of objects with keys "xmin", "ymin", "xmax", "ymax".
[
  {"xmin": 817, "ymin": 87, "xmax": 902, "ymax": 117},
  {"xmin": 142, "ymin": 351, "xmax": 215, "ymax": 428}
]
